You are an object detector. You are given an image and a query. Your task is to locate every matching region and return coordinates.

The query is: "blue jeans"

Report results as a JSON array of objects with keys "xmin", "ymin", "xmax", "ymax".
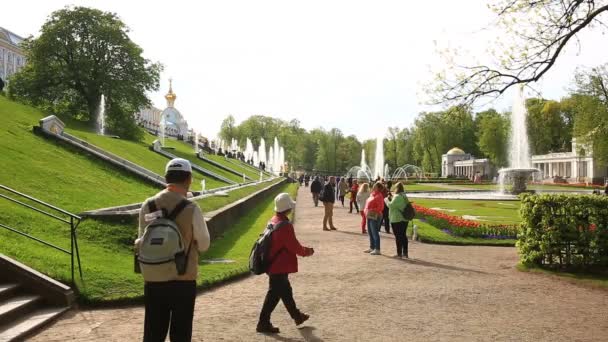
[{"xmin": 367, "ymin": 217, "xmax": 381, "ymax": 250}]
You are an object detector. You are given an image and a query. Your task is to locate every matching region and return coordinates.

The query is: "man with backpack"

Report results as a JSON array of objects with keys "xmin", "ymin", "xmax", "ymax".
[
  {"xmin": 320, "ymin": 176, "xmax": 337, "ymax": 231},
  {"xmin": 256, "ymin": 193, "xmax": 314, "ymax": 334},
  {"xmin": 136, "ymin": 158, "xmax": 210, "ymax": 342}
]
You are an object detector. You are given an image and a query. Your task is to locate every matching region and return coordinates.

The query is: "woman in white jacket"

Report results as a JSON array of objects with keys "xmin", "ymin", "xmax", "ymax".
[{"xmin": 356, "ymin": 183, "xmax": 371, "ymax": 234}]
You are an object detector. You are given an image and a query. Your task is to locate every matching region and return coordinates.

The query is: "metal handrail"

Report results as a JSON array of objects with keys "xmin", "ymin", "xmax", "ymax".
[{"xmin": 0, "ymin": 184, "xmax": 83, "ymax": 284}]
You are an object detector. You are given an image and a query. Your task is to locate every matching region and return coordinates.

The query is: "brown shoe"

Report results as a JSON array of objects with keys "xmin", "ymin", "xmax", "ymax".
[
  {"xmin": 323, "ymin": 227, "xmax": 331, "ymax": 231},
  {"xmin": 330, "ymin": 227, "xmax": 338, "ymax": 230}
]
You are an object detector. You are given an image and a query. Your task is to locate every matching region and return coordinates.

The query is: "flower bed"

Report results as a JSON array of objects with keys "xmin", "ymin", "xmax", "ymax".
[{"xmin": 413, "ymin": 204, "xmax": 518, "ymax": 239}]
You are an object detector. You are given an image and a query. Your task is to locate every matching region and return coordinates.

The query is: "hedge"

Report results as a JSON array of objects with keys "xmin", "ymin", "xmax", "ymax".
[{"xmin": 518, "ymin": 194, "xmax": 608, "ymax": 269}]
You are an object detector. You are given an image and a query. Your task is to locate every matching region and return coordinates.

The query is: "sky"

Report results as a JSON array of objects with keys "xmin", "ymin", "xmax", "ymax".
[{"xmin": 3, "ymin": 0, "xmax": 606, "ymax": 141}]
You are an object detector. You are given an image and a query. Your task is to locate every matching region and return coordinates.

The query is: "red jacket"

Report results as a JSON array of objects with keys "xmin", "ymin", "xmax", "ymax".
[
  {"xmin": 364, "ymin": 190, "xmax": 385, "ymax": 216},
  {"xmin": 267, "ymin": 213, "xmax": 311, "ymax": 274}
]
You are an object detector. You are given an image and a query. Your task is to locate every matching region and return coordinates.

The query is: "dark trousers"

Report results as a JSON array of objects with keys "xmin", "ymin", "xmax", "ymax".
[
  {"xmin": 259, "ymin": 274, "xmax": 301, "ymax": 324},
  {"xmin": 144, "ymin": 280, "xmax": 196, "ymax": 342},
  {"xmin": 391, "ymin": 221, "xmax": 409, "ymax": 257},
  {"xmin": 339, "ymin": 195, "xmax": 345, "ymax": 206},
  {"xmin": 349, "ymin": 199, "xmax": 359, "ymax": 213},
  {"xmin": 382, "ymin": 207, "xmax": 391, "ymax": 233}
]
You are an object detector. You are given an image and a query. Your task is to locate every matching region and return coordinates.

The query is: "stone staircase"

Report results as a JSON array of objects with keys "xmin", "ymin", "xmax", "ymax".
[
  {"xmin": 0, "ymin": 256, "xmax": 74, "ymax": 342},
  {"xmin": 0, "ymin": 282, "xmax": 69, "ymax": 341}
]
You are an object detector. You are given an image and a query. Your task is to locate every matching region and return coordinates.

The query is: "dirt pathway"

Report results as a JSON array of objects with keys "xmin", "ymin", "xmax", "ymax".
[{"xmin": 32, "ymin": 186, "xmax": 608, "ymax": 341}]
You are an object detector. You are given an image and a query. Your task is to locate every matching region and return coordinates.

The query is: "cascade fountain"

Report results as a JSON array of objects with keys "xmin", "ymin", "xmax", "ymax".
[
  {"xmin": 268, "ymin": 147, "xmax": 274, "ymax": 173},
  {"xmin": 273, "ymin": 138, "xmax": 280, "ymax": 175},
  {"xmin": 259, "ymin": 138, "xmax": 267, "ymax": 168},
  {"xmin": 194, "ymin": 131, "xmax": 200, "ymax": 155},
  {"xmin": 96, "ymin": 95, "xmax": 106, "ymax": 135},
  {"xmin": 374, "ymin": 136, "xmax": 385, "ymax": 179},
  {"xmin": 279, "ymin": 146, "xmax": 285, "ymax": 174},
  {"xmin": 159, "ymin": 112, "xmax": 166, "ymax": 147},
  {"xmin": 498, "ymin": 87, "xmax": 540, "ymax": 194}
]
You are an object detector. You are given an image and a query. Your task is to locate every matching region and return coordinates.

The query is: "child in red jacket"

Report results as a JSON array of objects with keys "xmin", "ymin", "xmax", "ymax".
[{"xmin": 257, "ymin": 193, "xmax": 314, "ymax": 334}]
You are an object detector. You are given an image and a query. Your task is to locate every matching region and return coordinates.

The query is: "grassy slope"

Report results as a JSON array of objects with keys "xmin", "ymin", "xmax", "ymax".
[
  {"xmin": 410, "ymin": 198, "xmax": 521, "ymax": 225},
  {"xmin": 197, "ymin": 178, "xmax": 282, "ymax": 213},
  {"xmin": 65, "ymin": 127, "xmax": 226, "ymax": 189},
  {"xmin": 158, "ymin": 138, "xmax": 244, "ymax": 183},
  {"xmin": 205, "ymin": 154, "xmax": 263, "ymax": 180}
]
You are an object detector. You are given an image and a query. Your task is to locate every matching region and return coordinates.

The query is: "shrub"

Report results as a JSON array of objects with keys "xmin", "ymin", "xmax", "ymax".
[{"xmin": 518, "ymin": 194, "xmax": 608, "ymax": 269}]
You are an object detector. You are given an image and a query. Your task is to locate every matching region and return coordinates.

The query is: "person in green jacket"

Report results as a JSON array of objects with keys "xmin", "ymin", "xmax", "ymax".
[{"xmin": 387, "ymin": 182, "xmax": 410, "ymax": 258}]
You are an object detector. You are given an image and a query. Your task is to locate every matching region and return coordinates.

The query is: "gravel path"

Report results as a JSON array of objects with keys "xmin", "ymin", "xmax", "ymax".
[{"xmin": 32, "ymin": 186, "xmax": 608, "ymax": 341}]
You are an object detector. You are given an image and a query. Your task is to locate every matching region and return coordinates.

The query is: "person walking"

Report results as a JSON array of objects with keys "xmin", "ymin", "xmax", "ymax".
[
  {"xmin": 320, "ymin": 176, "xmax": 338, "ymax": 231},
  {"xmin": 137, "ymin": 158, "xmax": 211, "ymax": 342},
  {"xmin": 310, "ymin": 176, "xmax": 322, "ymax": 207},
  {"xmin": 388, "ymin": 182, "xmax": 410, "ymax": 259},
  {"xmin": 381, "ymin": 181, "xmax": 393, "ymax": 233},
  {"xmin": 356, "ymin": 183, "xmax": 370, "ymax": 234},
  {"xmin": 349, "ymin": 179, "xmax": 360, "ymax": 214},
  {"xmin": 257, "ymin": 193, "xmax": 314, "ymax": 334},
  {"xmin": 364, "ymin": 182, "xmax": 385, "ymax": 255},
  {"xmin": 338, "ymin": 178, "xmax": 349, "ymax": 207}
]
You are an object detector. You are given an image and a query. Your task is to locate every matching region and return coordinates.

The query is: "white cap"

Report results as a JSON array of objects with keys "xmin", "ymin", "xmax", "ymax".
[
  {"xmin": 165, "ymin": 158, "xmax": 192, "ymax": 173},
  {"xmin": 274, "ymin": 193, "xmax": 296, "ymax": 213}
]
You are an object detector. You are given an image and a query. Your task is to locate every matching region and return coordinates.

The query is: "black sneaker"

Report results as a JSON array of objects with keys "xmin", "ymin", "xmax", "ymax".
[
  {"xmin": 256, "ymin": 323, "xmax": 280, "ymax": 334},
  {"xmin": 295, "ymin": 313, "xmax": 310, "ymax": 326}
]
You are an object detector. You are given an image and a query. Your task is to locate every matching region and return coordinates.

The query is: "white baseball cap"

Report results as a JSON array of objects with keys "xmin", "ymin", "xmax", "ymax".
[
  {"xmin": 274, "ymin": 193, "xmax": 296, "ymax": 213},
  {"xmin": 165, "ymin": 158, "xmax": 192, "ymax": 173}
]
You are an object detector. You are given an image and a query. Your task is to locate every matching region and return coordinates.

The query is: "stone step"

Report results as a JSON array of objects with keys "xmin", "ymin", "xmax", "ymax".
[
  {"xmin": 0, "ymin": 295, "xmax": 41, "ymax": 327},
  {"xmin": 0, "ymin": 285, "xmax": 20, "ymax": 303},
  {"xmin": 0, "ymin": 306, "xmax": 69, "ymax": 342}
]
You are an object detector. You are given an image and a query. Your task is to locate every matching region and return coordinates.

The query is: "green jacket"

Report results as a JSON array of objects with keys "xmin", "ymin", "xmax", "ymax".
[{"xmin": 388, "ymin": 192, "xmax": 410, "ymax": 223}]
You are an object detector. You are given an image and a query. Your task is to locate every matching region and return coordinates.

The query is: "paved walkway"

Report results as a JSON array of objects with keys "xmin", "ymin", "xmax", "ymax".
[{"xmin": 33, "ymin": 186, "xmax": 608, "ymax": 341}]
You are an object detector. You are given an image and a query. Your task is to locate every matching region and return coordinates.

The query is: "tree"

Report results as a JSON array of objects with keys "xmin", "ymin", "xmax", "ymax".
[
  {"xmin": 477, "ymin": 110, "xmax": 509, "ymax": 167},
  {"xmin": 219, "ymin": 115, "xmax": 237, "ymax": 142},
  {"xmin": 9, "ymin": 6, "xmax": 162, "ymax": 140},
  {"xmin": 571, "ymin": 64, "xmax": 608, "ymax": 162},
  {"xmin": 430, "ymin": 0, "xmax": 608, "ymax": 105}
]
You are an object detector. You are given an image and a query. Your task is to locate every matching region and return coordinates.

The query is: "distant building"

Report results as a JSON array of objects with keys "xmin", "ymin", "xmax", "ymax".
[
  {"xmin": 135, "ymin": 80, "xmax": 189, "ymax": 139},
  {"xmin": 0, "ymin": 27, "xmax": 27, "ymax": 86},
  {"xmin": 441, "ymin": 147, "xmax": 493, "ymax": 179},
  {"xmin": 531, "ymin": 138, "xmax": 607, "ymax": 184}
]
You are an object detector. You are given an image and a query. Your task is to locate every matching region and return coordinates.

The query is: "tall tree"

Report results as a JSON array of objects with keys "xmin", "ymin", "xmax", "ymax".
[
  {"xmin": 476, "ymin": 110, "xmax": 509, "ymax": 167},
  {"xmin": 9, "ymin": 6, "xmax": 162, "ymax": 140},
  {"xmin": 430, "ymin": 0, "xmax": 608, "ymax": 105}
]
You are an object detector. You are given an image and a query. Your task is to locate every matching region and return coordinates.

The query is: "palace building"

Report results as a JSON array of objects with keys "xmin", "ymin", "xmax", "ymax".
[
  {"xmin": 441, "ymin": 147, "xmax": 494, "ymax": 179},
  {"xmin": 0, "ymin": 27, "xmax": 27, "ymax": 86},
  {"xmin": 136, "ymin": 80, "xmax": 190, "ymax": 139}
]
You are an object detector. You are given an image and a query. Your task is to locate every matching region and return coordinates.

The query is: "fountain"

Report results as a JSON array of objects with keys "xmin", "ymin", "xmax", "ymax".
[
  {"xmin": 200, "ymin": 179, "xmax": 206, "ymax": 193},
  {"xmin": 194, "ymin": 131, "xmax": 199, "ymax": 155},
  {"xmin": 259, "ymin": 138, "xmax": 267, "ymax": 168},
  {"xmin": 497, "ymin": 87, "xmax": 540, "ymax": 195},
  {"xmin": 374, "ymin": 136, "xmax": 385, "ymax": 179},
  {"xmin": 268, "ymin": 147, "xmax": 274, "ymax": 173},
  {"xmin": 96, "ymin": 95, "xmax": 106, "ymax": 135},
  {"xmin": 391, "ymin": 164, "xmax": 425, "ymax": 181},
  {"xmin": 159, "ymin": 111, "xmax": 166, "ymax": 147}
]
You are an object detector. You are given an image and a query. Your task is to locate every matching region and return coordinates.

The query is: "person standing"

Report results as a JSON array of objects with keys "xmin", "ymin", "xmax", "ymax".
[
  {"xmin": 338, "ymin": 178, "xmax": 349, "ymax": 207},
  {"xmin": 137, "ymin": 158, "xmax": 211, "ymax": 342},
  {"xmin": 257, "ymin": 193, "xmax": 314, "ymax": 334},
  {"xmin": 349, "ymin": 179, "xmax": 360, "ymax": 214},
  {"xmin": 364, "ymin": 182, "xmax": 385, "ymax": 255},
  {"xmin": 388, "ymin": 182, "xmax": 410, "ymax": 258},
  {"xmin": 310, "ymin": 176, "xmax": 322, "ymax": 207},
  {"xmin": 381, "ymin": 181, "xmax": 393, "ymax": 233},
  {"xmin": 356, "ymin": 182, "xmax": 370, "ymax": 234},
  {"xmin": 320, "ymin": 176, "xmax": 338, "ymax": 231}
]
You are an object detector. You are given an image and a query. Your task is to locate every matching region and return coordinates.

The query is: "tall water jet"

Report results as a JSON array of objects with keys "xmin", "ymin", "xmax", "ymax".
[
  {"xmin": 279, "ymin": 147, "xmax": 285, "ymax": 173},
  {"xmin": 273, "ymin": 137, "xmax": 280, "ymax": 174},
  {"xmin": 259, "ymin": 138, "xmax": 267, "ymax": 168},
  {"xmin": 159, "ymin": 112, "xmax": 166, "ymax": 147},
  {"xmin": 360, "ymin": 149, "xmax": 367, "ymax": 169},
  {"xmin": 268, "ymin": 147, "xmax": 274, "ymax": 173},
  {"xmin": 96, "ymin": 95, "xmax": 106, "ymax": 135},
  {"xmin": 374, "ymin": 136, "xmax": 385, "ymax": 179},
  {"xmin": 498, "ymin": 87, "xmax": 540, "ymax": 194},
  {"xmin": 194, "ymin": 131, "xmax": 199, "ymax": 155}
]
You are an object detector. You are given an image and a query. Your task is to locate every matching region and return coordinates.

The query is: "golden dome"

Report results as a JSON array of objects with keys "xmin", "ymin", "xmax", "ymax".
[
  {"xmin": 447, "ymin": 147, "xmax": 465, "ymax": 155},
  {"xmin": 165, "ymin": 78, "xmax": 176, "ymax": 107}
]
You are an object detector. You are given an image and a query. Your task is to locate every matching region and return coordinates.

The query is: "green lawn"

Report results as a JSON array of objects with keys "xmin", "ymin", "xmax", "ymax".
[
  {"xmin": 205, "ymin": 153, "xmax": 264, "ymax": 180},
  {"xmin": 159, "ymin": 139, "xmax": 245, "ymax": 184},
  {"xmin": 410, "ymin": 198, "xmax": 521, "ymax": 225},
  {"xmin": 65, "ymin": 128, "xmax": 227, "ymax": 189},
  {"xmin": 453, "ymin": 183, "xmax": 596, "ymax": 192},
  {"xmin": 413, "ymin": 220, "xmax": 516, "ymax": 246},
  {"xmin": 197, "ymin": 178, "xmax": 282, "ymax": 213}
]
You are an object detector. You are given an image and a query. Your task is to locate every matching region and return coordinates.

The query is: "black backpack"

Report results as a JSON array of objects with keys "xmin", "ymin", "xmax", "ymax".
[
  {"xmin": 249, "ymin": 221, "xmax": 289, "ymax": 275},
  {"xmin": 401, "ymin": 195, "xmax": 416, "ymax": 221}
]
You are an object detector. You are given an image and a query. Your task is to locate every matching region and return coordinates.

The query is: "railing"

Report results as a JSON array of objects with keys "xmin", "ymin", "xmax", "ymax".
[{"xmin": 0, "ymin": 184, "xmax": 83, "ymax": 284}]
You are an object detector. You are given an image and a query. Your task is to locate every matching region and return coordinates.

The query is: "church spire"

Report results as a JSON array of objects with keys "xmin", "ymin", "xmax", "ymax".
[{"xmin": 165, "ymin": 78, "xmax": 177, "ymax": 107}]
